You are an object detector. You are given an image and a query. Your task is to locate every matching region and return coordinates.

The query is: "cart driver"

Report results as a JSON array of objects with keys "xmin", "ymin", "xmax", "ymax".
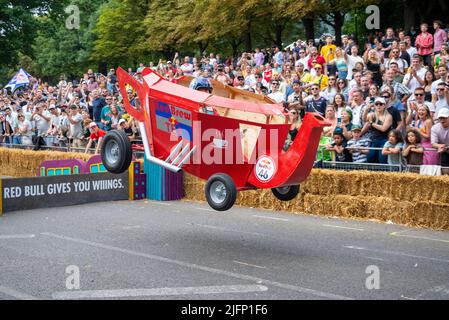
[
  {"xmin": 190, "ymin": 75, "xmax": 218, "ymax": 115},
  {"xmin": 189, "ymin": 76, "xmax": 213, "ymax": 94}
]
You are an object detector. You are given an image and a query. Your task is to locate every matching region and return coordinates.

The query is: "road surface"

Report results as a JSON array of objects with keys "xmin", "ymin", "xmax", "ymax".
[{"xmin": 1, "ymin": 199, "xmax": 449, "ymax": 300}]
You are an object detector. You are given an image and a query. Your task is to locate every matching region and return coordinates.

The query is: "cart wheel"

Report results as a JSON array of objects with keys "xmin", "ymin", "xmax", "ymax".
[
  {"xmin": 101, "ymin": 130, "xmax": 132, "ymax": 174},
  {"xmin": 205, "ymin": 174, "xmax": 237, "ymax": 211},
  {"xmin": 271, "ymin": 185, "xmax": 300, "ymax": 201}
]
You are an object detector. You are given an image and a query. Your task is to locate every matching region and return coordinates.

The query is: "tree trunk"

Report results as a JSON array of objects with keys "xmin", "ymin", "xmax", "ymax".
[
  {"xmin": 333, "ymin": 12, "xmax": 344, "ymax": 47},
  {"xmin": 244, "ymin": 20, "xmax": 252, "ymax": 52},
  {"xmin": 275, "ymin": 24, "xmax": 283, "ymax": 48},
  {"xmin": 403, "ymin": 0, "xmax": 415, "ymax": 32},
  {"xmin": 302, "ymin": 16, "xmax": 315, "ymax": 42},
  {"xmin": 230, "ymin": 39, "xmax": 239, "ymax": 59}
]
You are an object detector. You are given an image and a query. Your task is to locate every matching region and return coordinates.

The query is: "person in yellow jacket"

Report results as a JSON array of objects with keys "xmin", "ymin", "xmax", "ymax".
[{"xmin": 312, "ymin": 64, "xmax": 329, "ymax": 91}]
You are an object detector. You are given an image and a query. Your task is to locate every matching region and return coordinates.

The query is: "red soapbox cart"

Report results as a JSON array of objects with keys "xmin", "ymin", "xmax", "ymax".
[{"xmin": 101, "ymin": 67, "xmax": 330, "ymax": 211}]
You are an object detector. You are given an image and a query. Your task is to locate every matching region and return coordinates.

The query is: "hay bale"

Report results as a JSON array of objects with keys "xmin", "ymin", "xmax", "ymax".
[
  {"xmin": 182, "ymin": 169, "xmax": 449, "ymax": 230},
  {"xmin": 0, "ymin": 147, "xmax": 92, "ymax": 177}
]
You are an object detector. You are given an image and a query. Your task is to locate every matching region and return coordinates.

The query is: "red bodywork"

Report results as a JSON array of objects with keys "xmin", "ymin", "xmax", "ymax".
[{"xmin": 117, "ymin": 67, "xmax": 330, "ymax": 190}]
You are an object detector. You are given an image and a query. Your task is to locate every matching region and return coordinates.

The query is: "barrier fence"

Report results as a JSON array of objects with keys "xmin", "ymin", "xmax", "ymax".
[
  {"xmin": 315, "ymin": 145, "xmax": 449, "ymax": 174},
  {"xmin": 2, "ymin": 142, "xmax": 448, "ymax": 174}
]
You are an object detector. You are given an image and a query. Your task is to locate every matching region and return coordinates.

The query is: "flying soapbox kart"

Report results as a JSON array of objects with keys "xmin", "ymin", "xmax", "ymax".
[{"xmin": 100, "ymin": 67, "xmax": 330, "ymax": 211}]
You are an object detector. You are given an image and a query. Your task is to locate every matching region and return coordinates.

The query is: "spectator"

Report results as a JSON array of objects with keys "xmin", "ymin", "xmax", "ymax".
[
  {"xmin": 323, "ymin": 105, "xmax": 338, "ymax": 137},
  {"xmin": 366, "ymin": 97, "xmax": 393, "ymax": 164},
  {"xmin": 431, "ymin": 108, "xmax": 449, "ymax": 172},
  {"xmin": 84, "ymin": 122, "xmax": 105, "ymax": 154},
  {"xmin": 67, "ymin": 105, "xmax": 84, "ymax": 149},
  {"xmin": 415, "ymin": 23, "xmax": 434, "ymax": 66},
  {"xmin": 325, "ymin": 131, "xmax": 352, "ymax": 162},
  {"xmin": 382, "ymin": 27, "xmax": 397, "ymax": 59},
  {"xmin": 311, "ymin": 64, "xmax": 328, "ymax": 91},
  {"xmin": 402, "ymin": 128, "xmax": 424, "ymax": 165},
  {"xmin": 347, "ymin": 125, "xmax": 371, "ymax": 163},
  {"xmin": 433, "ymin": 20, "xmax": 447, "ymax": 55},
  {"xmin": 433, "ymin": 82, "xmax": 449, "ymax": 120},
  {"xmin": 408, "ymin": 104, "xmax": 439, "ymax": 165},
  {"xmin": 304, "ymin": 84, "xmax": 327, "ymax": 117},
  {"xmin": 17, "ymin": 114, "xmax": 33, "ymax": 146},
  {"xmin": 382, "ymin": 129, "xmax": 404, "ymax": 165}
]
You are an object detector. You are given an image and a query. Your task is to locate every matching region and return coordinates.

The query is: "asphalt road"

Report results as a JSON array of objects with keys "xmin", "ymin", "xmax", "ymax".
[{"xmin": 1, "ymin": 199, "xmax": 449, "ymax": 300}]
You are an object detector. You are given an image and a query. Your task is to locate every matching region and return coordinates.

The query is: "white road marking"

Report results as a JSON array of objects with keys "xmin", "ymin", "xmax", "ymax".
[
  {"xmin": 390, "ymin": 231, "xmax": 449, "ymax": 244},
  {"xmin": 191, "ymin": 224, "xmax": 265, "ymax": 237},
  {"xmin": 52, "ymin": 284, "xmax": 267, "ymax": 300},
  {"xmin": 146, "ymin": 201, "xmax": 171, "ymax": 206},
  {"xmin": 0, "ymin": 285, "xmax": 37, "ymax": 300},
  {"xmin": 322, "ymin": 224, "xmax": 364, "ymax": 231},
  {"xmin": 344, "ymin": 245, "xmax": 449, "ymax": 263},
  {"xmin": 233, "ymin": 260, "xmax": 268, "ymax": 269},
  {"xmin": 364, "ymin": 256, "xmax": 385, "ymax": 262},
  {"xmin": 252, "ymin": 215, "xmax": 289, "ymax": 222},
  {"xmin": 400, "ymin": 295, "xmax": 417, "ymax": 300},
  {"xmin": 0, "ymin": 234, "xmax": 35, "ymax": 239},
  {"xmin": 195, "ymin": 207, "xmax": 215, "ymax": 212},
  {"xmin": 41, "ymin": 232, "xmax": 353, "ymax": 300}
]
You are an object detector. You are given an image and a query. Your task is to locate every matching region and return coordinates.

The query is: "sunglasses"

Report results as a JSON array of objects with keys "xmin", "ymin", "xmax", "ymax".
[
  {"xmin": 382, "ymin": 96, "xmax": 390, "ymax": 98},
  {"xmin": 329, "ymin": 78, "xmax": 336, "ymax": 80},
  {"xmin": 414, "ymin": 93, "xmax": 424, "ymax": 96},
  {"xmin": 375, "ymin": 103, "xmax": 385, "ymax": 106},
  {"xmin": 311, "ymin": 87, "xmax": 319, "ymax": 91}
]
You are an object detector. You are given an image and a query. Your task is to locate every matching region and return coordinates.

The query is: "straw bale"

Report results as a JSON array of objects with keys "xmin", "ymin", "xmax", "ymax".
[
  {"xmin": 0, "ymin": 147, "xmax": 92, "ymax": 177},
  {"xmin": 182, "ymin": 171, "xmax": 449, "ymax": 230}
]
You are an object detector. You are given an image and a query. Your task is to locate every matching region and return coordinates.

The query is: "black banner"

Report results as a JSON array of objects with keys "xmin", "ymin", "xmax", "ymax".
[{"xmin": 1, "ymin": 172, "xmax": 129, "ymax": 214}]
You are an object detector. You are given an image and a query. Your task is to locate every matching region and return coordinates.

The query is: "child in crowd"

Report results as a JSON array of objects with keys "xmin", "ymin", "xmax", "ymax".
[
  {"xmin": 346, "ymin": 125, "xmax": 371, "ymax": 163},
  {"xmin": 326, "ymin": 131, "xmax": 352, "ymax": 162},
  {"xmin": 382, "ymin": 129, "xmax": 404, "ymax": 165},
  {"xmin": 402, "ymin": 128, "xmax": 424, "ymax": 165}
]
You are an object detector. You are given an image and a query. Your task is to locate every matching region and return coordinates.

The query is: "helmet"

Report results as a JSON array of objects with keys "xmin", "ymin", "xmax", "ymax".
[{"xmin": 192, "ymin": 77, "xmax": 212, "ymax": 93}]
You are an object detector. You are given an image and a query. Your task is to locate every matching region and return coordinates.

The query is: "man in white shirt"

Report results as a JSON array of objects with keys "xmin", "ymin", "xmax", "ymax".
[
  {"xmin": 403, "ymin": 55, "xmax": 427, "ymax": 92},
  {"xmin": 405, "ymin": 36, "xmax": 418, "ymax": 57},
  {"xmin": 268, "ymin": 80, "xmax": 285, "ymax": 103},
  {"xmin": 431, "ymin": 65, "xmax": 448, "ymax": 95},
  {"xmin": 180, "ymin": 56, "xmax": 193, "ymax": 76},
  {"xmin": 384, "ymin": 48, "xmax": 408, "ymax": 73},
  {"xmin": 30, "ymin": 103, "xmax": 51, "ymax": 136},
  {"xmin": 295, "ymin": 48, "xmax": 310, "ymax": 70},
  {"xmin": 347, "ymin": 46, "xmax": 364, "ymax": 80},
  {"xmin": 433, "ymin": 82, "xmax": 449, "ymax": 120},
  {"xmin": 350, "ymin": 89, "xmax": 367, "ymax": 127}
]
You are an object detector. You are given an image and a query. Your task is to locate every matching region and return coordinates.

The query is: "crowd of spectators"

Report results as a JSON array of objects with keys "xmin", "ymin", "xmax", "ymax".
[
  {"xmin": 0, "ymin": 68, "xmax": 140, "ymax": 153},
  {"xmin": 1, "ymin": 22, "xmax": 449, "ymax": 170}
]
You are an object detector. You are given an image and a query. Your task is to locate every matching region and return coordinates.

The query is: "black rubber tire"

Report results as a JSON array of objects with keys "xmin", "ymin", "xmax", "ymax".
[
  {"xmin": 271, "ymin": 185, "xmax": 300, "ymax": 201},
  {"xmin": 101, "ymin": 130, "xmax": 132, "ymax": 174},
  {"xmin": 205, "ymin": 173, "xmax": 237, "ymax": 211}
]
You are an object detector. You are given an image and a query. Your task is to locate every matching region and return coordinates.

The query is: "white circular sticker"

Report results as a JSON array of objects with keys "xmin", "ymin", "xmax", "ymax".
[{"xmin": 255, "ymin": 156, "xmax": 276, "ymax": 182}]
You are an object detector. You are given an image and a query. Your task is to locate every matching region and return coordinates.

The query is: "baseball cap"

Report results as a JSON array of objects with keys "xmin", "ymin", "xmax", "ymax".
[
  {"xmin": 118, "ymin": 119, "xmax": 126, "ymax": 125},
  {"xmin": 437, "ymin": 108, "xmax": 449, "ymax": 118},
  {"xmin": 89, "ymin": 122, "xmax": 98, "ymax": 128},
  {"xmin": 167, "ymin": 61, "xmax": 172, "ymax": 64},
  {"xmin": 351, "ymin": 124, "xmax": 363, "ymax": 131},
  {"xmin": 292, "ymin": 80, "xmax": 301, "ymax": 85},
  {"xmin": 374, "ymin": 97, "xmax": 386, "ymax": 104}
]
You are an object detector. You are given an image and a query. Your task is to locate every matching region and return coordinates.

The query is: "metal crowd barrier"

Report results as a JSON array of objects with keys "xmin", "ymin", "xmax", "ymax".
[{"xmin": 315, "ymin": 144, "xmax": 449, "ymax": 174}]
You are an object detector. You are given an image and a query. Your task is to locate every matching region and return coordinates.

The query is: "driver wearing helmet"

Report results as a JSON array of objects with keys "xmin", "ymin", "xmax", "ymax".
[{"xmin": 189, "ymin": 73, "xmax": 213, "ymax": 93}]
